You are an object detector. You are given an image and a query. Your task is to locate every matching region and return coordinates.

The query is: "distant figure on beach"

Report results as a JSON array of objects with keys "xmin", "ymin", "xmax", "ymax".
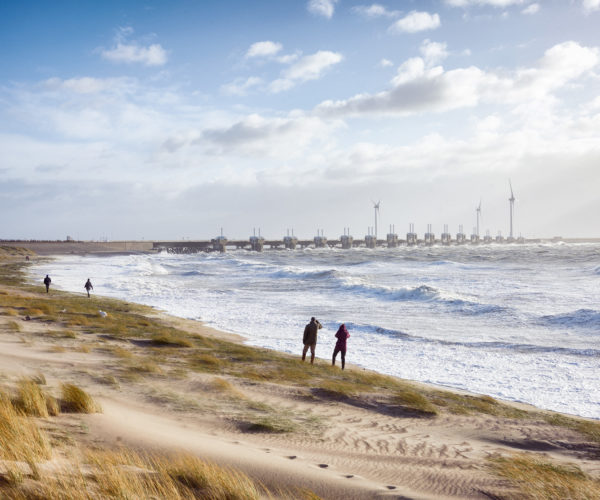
[
  {"xmin": 332, "ymin": 323, "xmax": 350, "ymax": 370},
  {"xmin": 84, "ymin": 278, "xmax": 93, "ymax": 298},
  {"xmin": 302, "ymin": 317, "xmax": 322, "ymax": 364},
  {"xmin": 43, "ymin": 275, "xmax": 51, "ymax": 293},
  {"xmin": 25, "ymin": 255, "xmax": 30, "ymax": 261}
]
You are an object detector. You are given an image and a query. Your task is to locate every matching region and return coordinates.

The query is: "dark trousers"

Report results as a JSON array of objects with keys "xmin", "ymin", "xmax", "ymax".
[{"xmin": 332, "ymin": 346, "xmax": 346, "ymax": 369}]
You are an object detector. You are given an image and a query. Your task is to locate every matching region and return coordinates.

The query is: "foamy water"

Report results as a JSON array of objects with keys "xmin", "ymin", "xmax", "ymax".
[{"xmin": 30, "ymin": 243, "xmax": 600, "ymax": 418}]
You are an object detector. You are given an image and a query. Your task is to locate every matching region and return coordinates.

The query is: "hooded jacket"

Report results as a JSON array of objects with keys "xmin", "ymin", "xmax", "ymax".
[
  {"xmin": 303, "ymin": 319, "xmax": 322, "ymax": 345},
  {"xmin": 334, "ymin": 324, "xmax": 350, "ymax": 349}
]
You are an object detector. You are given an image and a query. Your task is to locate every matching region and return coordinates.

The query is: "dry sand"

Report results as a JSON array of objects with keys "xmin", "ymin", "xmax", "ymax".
[{"xmin": 1, "ymin": 271, "xmax": 600, "ymax": 499}]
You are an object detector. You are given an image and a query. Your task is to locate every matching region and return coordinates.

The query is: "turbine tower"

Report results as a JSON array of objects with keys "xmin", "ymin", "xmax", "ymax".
[
  {"xmin": 476, "ymin": 200, "xmax": 482, "ymax": 237},
  {"xmin": 509, "ymin": 180, "xmax": 515, "ymax": 239},
  {"xmin": 372, "ymin": 200, "xmax": 381, "ymax": 240}
]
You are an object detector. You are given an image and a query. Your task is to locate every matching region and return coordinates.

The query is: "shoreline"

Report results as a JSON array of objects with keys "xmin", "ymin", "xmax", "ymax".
[
  {"xmin": 30, "ymin": 252, "xmax": 600, "ymax": 420},
  {"xmin": 26, "ymin": 253, "xmax": 565, "ymax": 415},
  {"xmin": 3, "ymin": 249, "xmax": 600, "ymax": 498}
]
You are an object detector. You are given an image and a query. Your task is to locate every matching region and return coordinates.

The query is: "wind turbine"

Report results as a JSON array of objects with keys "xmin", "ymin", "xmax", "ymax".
[
  {"xmin": 476, "ymin": 200, "xmax": 482, "ymax": 237},
  {"xmin": 372, "ymin": 200, "xmax": 381, "ymax": 240},
  {"xmin": 509, "ymin": 180, "xmax": 515, "ymax": 239}
]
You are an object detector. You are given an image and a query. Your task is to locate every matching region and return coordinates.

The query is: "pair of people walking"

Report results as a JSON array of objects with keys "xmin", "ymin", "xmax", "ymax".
[
  {"xmin": 41, "ymin": 275, "xmax": 93, "ymax": 298},
  {"xmin": 302, "ymin": 318, "xmax": 350, "ymax": 370}
]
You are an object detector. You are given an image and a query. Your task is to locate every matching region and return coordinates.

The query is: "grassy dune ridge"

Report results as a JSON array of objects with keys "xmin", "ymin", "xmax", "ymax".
[{"xmin": 1, "ymin": 247, "xmax": 599, "ymax": 498}]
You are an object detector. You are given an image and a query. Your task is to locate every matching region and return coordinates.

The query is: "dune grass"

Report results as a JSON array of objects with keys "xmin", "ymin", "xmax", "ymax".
[
  {"xmin": 6, "ymin": 320, "xmax": 22, "ymax": 332},
  {"xmin": 490, "ymin": 453, "xmax": 600, "ymax": 499},
  {"xmin": 542, "ymin": 413, "xmax": 600, "ymax": 444},
  {"xmin": 14, "ymin": 378, "xmax": 50, "ymax": 418},
  {"xmin": 0, "ymin": 392, "xmax": 52, "ymax": 465},
  {"xmin": 60, "ymin": 383, "xmax": 101, "ymax": 414}
]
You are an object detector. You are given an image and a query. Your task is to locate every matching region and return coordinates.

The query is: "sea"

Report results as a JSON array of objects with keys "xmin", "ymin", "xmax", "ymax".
[{"xmin": 30, "ymin": 242, "xmax": 600, "ymax": 419}]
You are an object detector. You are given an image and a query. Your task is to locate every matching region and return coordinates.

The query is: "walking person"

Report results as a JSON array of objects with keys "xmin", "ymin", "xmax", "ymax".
[
  {"xmin": 332, "ymin": 323, "xmax": 350, "ymax": 370},
  {"xmin": 43, "ymin": 275, "xmax": 51, "ymax": 293},
  {"xmin": 302, "ymin": 317, "xmax": 322, "ymax": 364},
  {"xmin": 84, "ymin": 278, "xmax": 93, "ymax": 298}
]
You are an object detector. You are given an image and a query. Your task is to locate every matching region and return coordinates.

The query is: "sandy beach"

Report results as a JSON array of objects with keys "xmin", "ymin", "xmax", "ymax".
[{"xmin": 1, "ymin": 248, "xmax": 600, "ymax": 499}]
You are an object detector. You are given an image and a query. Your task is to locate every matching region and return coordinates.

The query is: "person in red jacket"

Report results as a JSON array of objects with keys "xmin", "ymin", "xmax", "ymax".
[{"xmin": 332, "ymin": 323, "xmax": 350, "ymax": 370}]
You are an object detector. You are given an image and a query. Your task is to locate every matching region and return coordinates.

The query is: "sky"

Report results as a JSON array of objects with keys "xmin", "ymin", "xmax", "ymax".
[{"xmin": 1, "ymin": 0, "xmax": 599, "ymax": 241}]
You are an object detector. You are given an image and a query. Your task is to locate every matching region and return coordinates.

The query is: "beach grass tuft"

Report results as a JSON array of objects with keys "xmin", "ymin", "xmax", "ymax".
[
  {"xmin": 151, "ymin": 331, "xmax": 194, "ymax": 348},
  {"xmin": 0, "ymin": 392, "xmax": 52, "ymax": 465},
  {"xmin": 14, "ymin": 378, "xmax": 50, "ymax": 418},
  {"xmin": 60, "ymin": 383, "xmax": 101, "ymax": 413},
  {"xmin": 490, "ymin": 453, "xmax": 600, "ymax": 499},
  {"xmin": 6, "ymin": 320, "xmax": 22, "ymax": 332},
  {"xmin": 242, "ymin": 416, "xmax": 297, "ymax": 434},
  {"xmin": 82, "ymin": 449, "xmax": 265, "ymax": 499},
  {"xmin": 391, "ymin": 386, "xmax": 438, "ymax": 416}
]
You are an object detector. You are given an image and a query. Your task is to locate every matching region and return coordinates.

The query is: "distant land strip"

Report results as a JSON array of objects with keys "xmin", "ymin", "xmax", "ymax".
[{"xmin": 2, "ymin": 236, "xmax": 600, "ymax": 255}]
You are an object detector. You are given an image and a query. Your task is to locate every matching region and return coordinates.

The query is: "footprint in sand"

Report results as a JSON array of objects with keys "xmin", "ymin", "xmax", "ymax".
[{"xmin": 318, "ymin": 463, "xmax": 329, "ymax": 468}]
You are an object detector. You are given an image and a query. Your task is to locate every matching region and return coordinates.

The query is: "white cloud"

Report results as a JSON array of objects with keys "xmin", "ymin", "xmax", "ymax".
[
  {"xmin": 102, "ymin": 43, "xmax": 167, "ymax": 66},
  {"xmin": 353, "ymin": 4, "xmax": 399, "ymax": 18},
  {"xmin": 420, "ymin": 39, "xmax": 449, "ymax": 66},
  {"xmin": 199, "ymin": 113, "xmax": 339, "ymax": 158},
  {"xmin": 389, "ymin": 11, "xmax": 441, "ymax": 34},
  {"xmin": 316, "ymin": 41, "xmax": 599, "ymax": 117},
  {"xmin": 44, "ymin": 77, "xmax": 118, "ymax": 94},
  {"xmin": 269, "ymin": 50, "xmax": 343, "ymax": 92},
  {"xmin": 522, "ymin": 3, "xmax": 540, "ymax": 14},
  {"xmin": 246, "ymin": 41, "xmax": 283, "ymax": 58},
  {"xmin": 220, "ymin": 77, "xmax": 263, "ymax": 96},
  {"xmin": 99, "ymin": 26, "xmax": 168, "ymax": 66},
  {"xmin": 307, "ymin": 0, "xmax": 338, "ymax": 18},
  {"xmin": 380, "ymin": 58, "xmax": 394, "ymax": 67},
  {"xmin": 277, "ymin": 53, "xmax": 300, "ymax": 64},
  {"xmin": 583, "ymin": 0, "xmax": 600, "ymax": 12}
]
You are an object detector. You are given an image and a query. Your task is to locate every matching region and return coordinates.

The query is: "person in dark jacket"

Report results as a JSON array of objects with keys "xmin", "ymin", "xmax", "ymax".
[
  {"xmin": 43, "ymin": 275, "xmax": 51, "ymax": 293},
  {"xmin": 332, "ymin": 323, "xmax": 350, "ymax": 369},
  {"xmin": 84, "ymin": 278, "xmax": 93, "ymax": 298},
  {"xmin": 302, "ymin": 317, "xmax": 322, "ymax": 364}
]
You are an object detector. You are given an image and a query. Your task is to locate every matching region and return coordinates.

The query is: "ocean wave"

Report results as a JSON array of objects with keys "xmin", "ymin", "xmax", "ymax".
[
  {"xmin": 337, "ymin": 278, "xmax": 505, "ymax": 316},
  {"xmin": 179, "ymin": 270, "xmax": 215, "ymax": 277},
  {"xmin": 540, "ymin": 309, "xmax": 600, "ymax": 329},
  {"xmin": 367, "ymin": 326, "xmax": 600, "ymax": 357},
  {"xmin": 268, "ymin": 267, "xmax": 340, "ymax": 280}
]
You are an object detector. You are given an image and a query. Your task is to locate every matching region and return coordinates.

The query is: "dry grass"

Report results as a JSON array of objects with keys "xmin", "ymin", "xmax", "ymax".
[
  {"xmin": 542, "ymin": 413, "xmax": 600, "ymax": 443},
  {"xmin": 151, "ymin": 331, "xmax": 194, "ymax": 348},
  {"xmin": 6, "ymin": 320, "xmax": 22, "ymax": 332},
  {"xmin": 208, "ymin": 377, "xmax": 246, "ymax": 398},
  {"xmin": 391, "ymin": 386, "xmax": 438, "ymax": 415},
  {"xmin": 2, "ymin": 448, "xmax": 268, "ymax": 500},
  {"xmin": 242, "ymin": 416, "xmax": 297, "ymax": 434},
  {"xmin": 105, "ymin": 345, "xmax": 134, "ymax": 359},
  {"xmin": 0, "ymin": 444, "xmax": 311, "ymax": 499},
  {"xmin": 490, "ymin": 453, "xmax": 600, "ymax": 499},
  {"xmin": 14, "ymin": 378, "xmax": 50, "ymax": 418},
  {"xmin": 84, "ymin": 449, "xmax": 265, "ymax": 499},
  {"xmin": 60, "ymin": 383, "xmax": 101, "ymax": 413},
  {"xmin": 0, "ymin": 392, "xmax": 52, "ymax": 464},
  {"xmin": 190, "ymin": 353, "xmax": 228, "ymax": 373}
]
